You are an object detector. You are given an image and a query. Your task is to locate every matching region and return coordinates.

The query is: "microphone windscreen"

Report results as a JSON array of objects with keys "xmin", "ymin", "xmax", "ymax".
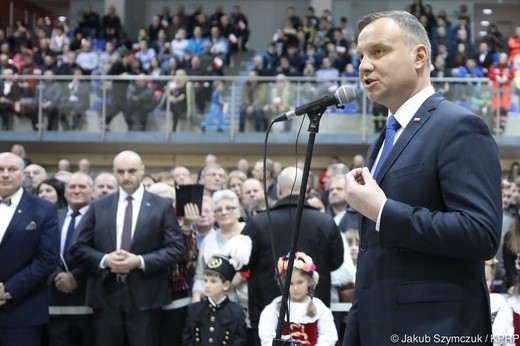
[{"xmin": 336, "ymin": 85, "xmax": 357, "ymax": 104}]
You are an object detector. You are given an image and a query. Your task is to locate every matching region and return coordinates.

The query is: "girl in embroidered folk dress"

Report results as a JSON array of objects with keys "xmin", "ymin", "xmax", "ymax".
[{"xmin": 258, "ymin": 252, "xmax": 337, "ymax": 346}]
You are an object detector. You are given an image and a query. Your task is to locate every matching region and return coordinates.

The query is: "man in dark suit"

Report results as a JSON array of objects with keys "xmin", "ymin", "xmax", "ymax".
[
  {"xmin": 48, "ymin": 171, "xmax": 94, "ymax": 346},
  {"xmin": 476, "ymin": 41, "xmax": 494, "ymax": 76},
  {"xmin": 242, "ymin": 166, "xmax": 344, "ymax": 345},
  {"xmin": 326, "ymin": 174, "xmax": 359, "ymax": 232},
  {"xmin": 0, "ymin": 68, "xmax": 22, "ymax": 130},
  {"xmin": 344, "ymin": 11, "xmax": 502, "ymax": 345},
  {"xmin": 0, "ymin": 152, "xmax": 59, "ymax": 346},
  {"xmin": 70, "ymin": 150, "xmax": 184, "ymax": 346}
]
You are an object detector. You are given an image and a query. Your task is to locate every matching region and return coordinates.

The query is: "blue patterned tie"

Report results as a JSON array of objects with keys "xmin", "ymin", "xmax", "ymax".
[
  {"xmin": 373, "ymin": 116, "xmax": 401, "ymax": 178},
  {"xmin": 63, "ymin": 210, "xmax": 81, "ymax": 253}
]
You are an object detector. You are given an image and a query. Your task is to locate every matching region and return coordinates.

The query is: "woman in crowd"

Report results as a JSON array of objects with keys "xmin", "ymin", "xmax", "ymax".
[
  {"xmin": 37, "ymin": 177, "xmax": 67, "ymax": 208},
  {"xmin": 191, "ymin": 189, "xmax": 248, "ymax": 312}
]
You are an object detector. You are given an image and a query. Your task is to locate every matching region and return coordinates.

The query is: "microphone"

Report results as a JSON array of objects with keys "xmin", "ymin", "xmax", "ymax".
[{"xmin": 273, "ymin": 84, "xmax": 356, "ymax": 122}]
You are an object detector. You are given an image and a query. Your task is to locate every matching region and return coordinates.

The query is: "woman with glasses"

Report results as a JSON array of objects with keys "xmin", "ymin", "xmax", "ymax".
[{"xmin": 191, "ymin": 189, "xmax": 248, "ymax": 314}]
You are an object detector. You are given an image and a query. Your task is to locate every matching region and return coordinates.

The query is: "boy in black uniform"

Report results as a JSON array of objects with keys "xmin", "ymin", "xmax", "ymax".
[{"xmin": 183, "ymin": 254, "xmax": 247, "ymax": 345}]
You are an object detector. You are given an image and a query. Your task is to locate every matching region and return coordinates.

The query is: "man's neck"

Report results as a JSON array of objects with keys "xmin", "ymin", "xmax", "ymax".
[
  {"xmin": 195, "ymin": 225, "xmax": 213, "ymax": 236},
  {"xmin": 332, "ymin": 204, "xmax": 347, "ymax": 215}
]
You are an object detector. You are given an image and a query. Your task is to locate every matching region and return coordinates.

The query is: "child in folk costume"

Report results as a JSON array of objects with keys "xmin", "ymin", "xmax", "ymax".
[
  {"xmin": 485, "ymin": 258, "xmax": 515, "ymax": 346},
  {"xmin": 183, "ymin": 254, "xmax": 247, "ymax": 345},
  {"xmin": 258, "ymin": 252, "xmax": 337, "ymax": 346}
]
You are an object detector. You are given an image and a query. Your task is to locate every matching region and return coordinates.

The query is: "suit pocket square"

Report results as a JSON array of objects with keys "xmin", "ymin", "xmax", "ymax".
[{"xmin": 25, "ymin": 221, "xmax": 37, "ymax": 231}]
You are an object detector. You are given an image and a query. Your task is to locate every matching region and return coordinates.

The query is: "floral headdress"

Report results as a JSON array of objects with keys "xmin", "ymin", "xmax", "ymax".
[{"xmin": 276, "ymin": 252, "xmax": 320, "ymax": 290}]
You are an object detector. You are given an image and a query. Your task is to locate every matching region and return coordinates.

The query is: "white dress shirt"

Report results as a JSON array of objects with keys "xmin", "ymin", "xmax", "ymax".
[
  {"xmin": 0, "ymin": 187, "xmax": 24, "ymax": 244},
  {"xmin": 60, "ymin": 205, "xmax": 90, "ymax": 254},
  {"xmin": 100, "ymin": 185, "xmax": 146, "ymax": 270},
  {"xmin": 116, "ymin": 185, "xmax": 144, "ymax": 250},
  {"xmin": 375, "ymin": 86, "xmax": 435, "ymax": 231}
]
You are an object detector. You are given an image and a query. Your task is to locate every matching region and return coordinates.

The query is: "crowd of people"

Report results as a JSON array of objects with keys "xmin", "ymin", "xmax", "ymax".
[
  {"xmin": 3, "ymin": 134, "xmax": 520, "ymax": 346},
  {"xmin": 0, "ymin": 3, "xmax": 251, "ymax": 132},
  {"xmin": 0, "ymin": 1, "xmax": 518, "ymax": 134},
  {"xmin": 4, "ymin": 135, "xmax": 520, "ymax": 345},
  {"xmin": 237, "ymin": 0, "xmax": 519, "ymax": 133},
  {"xmin": 2, "ymin": 2, "xmax": 520, "ymax": 345},
  {"xmin": 1, "ymin": 143, "xmax": 366, "ymax": 346}
]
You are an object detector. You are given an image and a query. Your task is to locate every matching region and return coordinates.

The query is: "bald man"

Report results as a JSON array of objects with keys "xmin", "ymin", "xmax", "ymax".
[
  {"xmin": 71, "ymin": 150, "xmax": 184, "ymax": 346},
  {"xmin": 23, "ymin": 164, "xmax": 47, "ymax": 193},
  {"xmin": 92, "ymin": 171, "xmax": 118, "ymax": 198}
]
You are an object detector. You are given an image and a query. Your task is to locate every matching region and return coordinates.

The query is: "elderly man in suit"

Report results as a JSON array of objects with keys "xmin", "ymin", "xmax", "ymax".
[
  {"xmin": 48, "ymin": 171, "xmax": 94, "ymax": 346},
  {"xmin": 0, "ymin": 152, "xmax": 59, "ymax": 346},
  {"xmin": 70, "ymin": 150, "xmax": 184, "ymax": 346},
  {"xmin": 343, "ymin": 11, "xmax": 502, "ymax": 345}
]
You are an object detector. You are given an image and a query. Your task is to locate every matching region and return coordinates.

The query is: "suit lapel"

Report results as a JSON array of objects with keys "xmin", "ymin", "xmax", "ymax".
[
  {"xmin": 375, "ymin": 93, "xmax": 442, "ymax": 182},
  {"xmin": 108, "ymin": 193, "xmax": 119, "ymax": 249},
  {"xmin": 58, "ymin": 208, "xmax": 67, "ymax": 235},
  {"xmin": 131, "ymin": 191, "xmax": 153, "ymax": 249}
]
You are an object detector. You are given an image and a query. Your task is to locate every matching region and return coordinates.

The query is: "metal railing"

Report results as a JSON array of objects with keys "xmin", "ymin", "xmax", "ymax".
[{"xmin": 2, "ymin": 73, "xmax": 517, "ymax": 142}]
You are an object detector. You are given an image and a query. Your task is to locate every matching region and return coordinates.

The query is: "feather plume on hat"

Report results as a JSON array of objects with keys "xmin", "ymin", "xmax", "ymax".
[{"xmin": 224, "ymin": 234, "xmax": 252, "ymax": 271}]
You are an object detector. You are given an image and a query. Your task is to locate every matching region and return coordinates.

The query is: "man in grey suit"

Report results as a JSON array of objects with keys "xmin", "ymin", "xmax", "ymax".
[
  {"xmin": 48, "ymin": 171, "xmax": 94, "ymax": 346},
  {"xmin": 71, "ymin": 151, "xmax": 184, "ymax": 346}
]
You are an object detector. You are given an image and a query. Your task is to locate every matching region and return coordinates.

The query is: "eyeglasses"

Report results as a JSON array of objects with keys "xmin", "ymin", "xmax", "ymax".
[{"xmin": 214, "ymin": 206, "xmax": 238, "ymax": 214}]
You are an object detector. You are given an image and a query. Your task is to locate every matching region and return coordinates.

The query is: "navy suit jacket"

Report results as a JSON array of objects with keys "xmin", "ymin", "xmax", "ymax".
[
  {"xmin": 70, "ymin": 190, "xmax": 184, "ymax": 310},
  {"xmin": 344, "ymin": 93, "xmax": 502, "ymax": 345},
  {"xmin": 0, "ymin": 190, "xmax": 59, "ymax": 327}
]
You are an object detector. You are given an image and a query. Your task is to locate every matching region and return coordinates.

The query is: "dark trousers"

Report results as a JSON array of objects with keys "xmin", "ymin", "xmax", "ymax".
[
  {"xmin": 0, "ymin": 108, "xmax": 13, "ymax": 130},
  {"xmin": 94, "ymin": 281, "xmax": 162, "ymax": 346},
  {"xmin": 248, "ymin": 327, "xmax": 261, "ymax": 346},
  {"xmin": 239, "ymin": 108, "xmax": 264, "ymax": 132},
  {"xmin": 48, "ymin": 314, "xmax": 94, "ymax": 346},
  {"xmin": 45, "ymin": 107, "xmax": 60, "ymax": 131},
  {"xmin": 159, "ymin": 306, "xmax": 187, "ymax": 346},
  {"xmin": 127, "ymin": 108, "xmax": 152, "ymax": 131},
  {"xmin": 105, "ymin": 101, "xmax": 128, "ymax": 126},
  {"xmin": 0, "ymin": 325, "xmax": 43, "ymax": 346}
]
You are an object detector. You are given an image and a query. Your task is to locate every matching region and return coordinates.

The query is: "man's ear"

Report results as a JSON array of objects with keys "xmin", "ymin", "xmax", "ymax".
[
  {"xmin": 414, "ymin": 44, "xmax": 429, "ymax": 70},
  {"xmin": 277, "ymin": 184, "xmax": 283, "ymax": 198}
]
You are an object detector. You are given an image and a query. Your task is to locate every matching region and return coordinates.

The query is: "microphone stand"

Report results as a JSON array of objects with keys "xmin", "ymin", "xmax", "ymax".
[{"xmin": 272, "ymin": 105, "xmax": 342, "ymax": 346}]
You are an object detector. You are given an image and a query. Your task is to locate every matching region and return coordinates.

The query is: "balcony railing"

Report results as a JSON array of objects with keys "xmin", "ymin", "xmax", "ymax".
[{"xmin": 2, "ymin": 74, "xmax": 518, "ymax": 142}]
